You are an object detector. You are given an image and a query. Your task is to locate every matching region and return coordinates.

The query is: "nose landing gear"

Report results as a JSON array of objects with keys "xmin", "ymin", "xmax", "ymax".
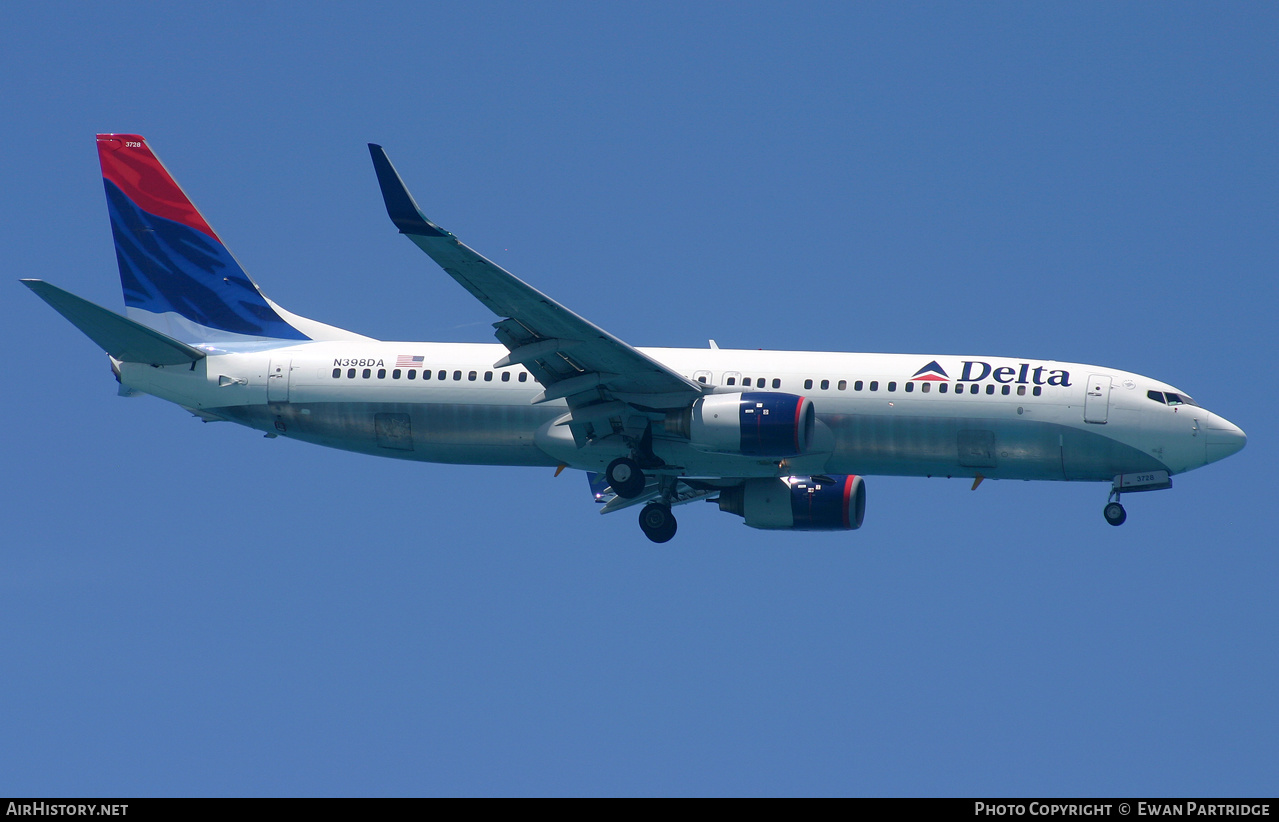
[{"xmin": 1102, "ymin": 471, "xmax": 1172, "ymax": 527}]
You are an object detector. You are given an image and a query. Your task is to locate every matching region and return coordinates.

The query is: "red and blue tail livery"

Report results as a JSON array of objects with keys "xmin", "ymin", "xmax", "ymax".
[{"xmin": 97, "ymin": 134, "xmax": 310, "ymax": 343}]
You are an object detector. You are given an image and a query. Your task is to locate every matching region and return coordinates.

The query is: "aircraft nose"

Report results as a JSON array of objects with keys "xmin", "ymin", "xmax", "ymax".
[{"xmin": 1204, "ymin": 413, "xmax": 1247, "ymax": 463}]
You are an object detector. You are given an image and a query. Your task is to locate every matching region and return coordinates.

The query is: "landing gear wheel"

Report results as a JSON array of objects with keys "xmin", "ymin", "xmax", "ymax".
[
  {"xmin": 1104, "ymin": 502, "xmax": 1127, "ymax": 526},
  {"xmin": 606, "ymin": 457, "xmax": 645, "ymax": 499},
  {"xmin": 638, "ymin": 503, "xmax": 678, "ymax": 543}
]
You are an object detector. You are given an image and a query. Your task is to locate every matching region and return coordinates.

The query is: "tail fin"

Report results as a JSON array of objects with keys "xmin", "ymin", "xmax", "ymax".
[{"xmin": 97, "ymin": 134, "xmax": 368, "ymax": 344}]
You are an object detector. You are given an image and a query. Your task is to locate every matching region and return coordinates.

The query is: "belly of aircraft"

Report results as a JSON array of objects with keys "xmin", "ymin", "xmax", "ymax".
[
  {"xmin": 207, "ymin": 401, "xmax": 1165, "ymax": 481},
  {"xmin": 819, "ymin": 412, "xmax": 1165, "ymax": 481},
  {"xmin": 209, "ymin": 401, "xmax": 564, "ymax": 467}
]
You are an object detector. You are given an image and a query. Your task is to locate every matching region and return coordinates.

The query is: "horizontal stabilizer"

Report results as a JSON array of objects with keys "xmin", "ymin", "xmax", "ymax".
[{"xmin": 22, "ymin": 279, "xmax": 206, "ymax": 365}]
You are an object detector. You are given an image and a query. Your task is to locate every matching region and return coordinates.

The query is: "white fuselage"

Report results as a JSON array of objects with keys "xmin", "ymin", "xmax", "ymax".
[{"xmin": 117, "ymin": 341, "xmax": 1244, "ymax": 485}]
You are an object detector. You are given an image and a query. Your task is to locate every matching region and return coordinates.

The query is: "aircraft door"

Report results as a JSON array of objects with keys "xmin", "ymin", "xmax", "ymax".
[
  {"xmin": 268, "ymin": 358, "xmax": 291, "ymax": 403},
  {"xmin": 1084, "ymin": 374, "xmax": 1110, "ymax": 424}
]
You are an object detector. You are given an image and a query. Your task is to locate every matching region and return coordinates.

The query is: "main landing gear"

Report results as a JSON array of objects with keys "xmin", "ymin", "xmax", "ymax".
[
  {"xmin": 607, "ymin": 436, "xmax": 678, "ymax": 541},
  {"xmin": 605, "ymin": 457, "xmax": 645, "ymax": 499},
  {"xmin": 607, "ymin": 423, "xmax": 666, "ymax": 501},
  {"xmin": 639, "ymin": 502, "xmax": 677, "ymax": 543}
]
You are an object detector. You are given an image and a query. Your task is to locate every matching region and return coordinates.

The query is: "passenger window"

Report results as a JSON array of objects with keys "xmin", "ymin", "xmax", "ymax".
[
  {"xmin": 870, "ymin": 381, "xmax": 879, "ymax": 391},
  {"xmin": 727, "ymin": 377, "xmax": 737, "ymax": 386},
  {"xmin": 837, "ymin": 380, "xmax": 846, "ymax": 391},
  {"xmin": 1017, "ymin": 385, "xmax": 1025, "ymax": 396},
  {"xmin": 408, "ymin": 370, "xmax": 417, "ymax": 380},
  {"xmin": 347, "ymin": 368, "xmax": 356, "ymax": 379},
  {"xmin": 772, "ymin": 378, "xmax": 781, "ymax": 389},
  {"xmin": 854, "ymin": 380, "xmax": 864, "ymax": 391},
  {"xmin": 484, "ymin": 371, "xmax": 493, "ymax": 381},
  {"xmin": 818, "ymin": 379, "xmax": 827, "ymax": 390},
  {"xmin": 438, "ymin": 370, "xmax": 446, "ymax": 381},
  {"xmin": 971, "ymin": 384, "xmax": 981, "ymax": 394},
  {"xmin": 362, "ymin": 368, "xmax": 371, "ymax": 379},
  {"xmin": 743, "ymin": 378, "xmax": 752, "ymax": 387},
  {"xmin": 453, "ymin": 370, "xmax": 462, "ymax": 381},
  {"xmin": 332, "ymin": 368, "xmax": 341, "ymax": 379},
  {"xmin": 519, "ymin": 372, "xmax": 528, "ymax": 382},
  {"xmin": 697, "ymin": 376, "xmax": 707, "ymax": 384},
  {"xmin": 1001, "ymin": 385, "xmax": 1010, "ymax": 395},
  {"xmin": 888, "ymin": 382, "xmax": 897, "ymax": 392},
  {"xmin": 985, "ymin": 384, "xmax": 994, "ymax": 395},
  {"xmin": 1032, "ymin": 386, "xmax": 1042, "ymax": 396},
  {"xmin": 378, "ymin": 369, "xmax": 386, "ymax": 379},
  {"xmin": 904, "ymin": 382, "xmax": 914, "ymax": 393},
  {"xmin": 921, "ymin": 383, "xmax": 931, "ymax": 393},
  {"xmin": 804, "ymin": 379, "xmax": 813, "ymax": 389},
  {"xmin": 468, "ymin": 371, "xmax": 477, "ymax": 381},
  {"xmin": 392, "ymin": 369, "xmax": 401, "ymax": 379},
  {"xmin": 502, "ymin": 372, "xmax": 511, "ymax": 382},
  {"xmin": 938, "ymin": 383, "xmax": 947, "ymax": 394}
]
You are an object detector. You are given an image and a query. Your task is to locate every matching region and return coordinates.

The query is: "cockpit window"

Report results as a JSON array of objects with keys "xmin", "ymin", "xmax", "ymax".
[
  {"xmin": 1147, "ymin": 390, "xmax": 1165, "ymax": 404},
  {"xmin": 1164, "ymin": 392, "xmax": 1198, "ymax": 407}
]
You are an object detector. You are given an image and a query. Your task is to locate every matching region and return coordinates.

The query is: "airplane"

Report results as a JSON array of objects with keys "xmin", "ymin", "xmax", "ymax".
[{"xmin": 22, "ymin": 134, "xmax": 1247, "ymax": 543}]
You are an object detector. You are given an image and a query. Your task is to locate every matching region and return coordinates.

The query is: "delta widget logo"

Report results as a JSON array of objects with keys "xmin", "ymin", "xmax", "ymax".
[{"xmin": 911, "ymin": 361, "xmax": 949, "ymax": 381}]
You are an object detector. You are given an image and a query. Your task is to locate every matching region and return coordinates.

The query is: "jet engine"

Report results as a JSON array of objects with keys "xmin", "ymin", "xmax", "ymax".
[
  {"xmin": 717, "ymin": 475, "xmax": 866, "ymax": 531},
  {"xmin": 667, "ymin": 392, "xmax": 815, "ymax": 457}
]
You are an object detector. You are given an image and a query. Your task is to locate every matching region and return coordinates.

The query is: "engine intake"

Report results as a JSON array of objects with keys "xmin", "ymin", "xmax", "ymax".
[
  {"xmin": 718, "ymin": 475, "xmax": 866, "ymax": 531},
  {"xmin": 669, "ymin": 392, "xmax": 815, "ymax": 457}
]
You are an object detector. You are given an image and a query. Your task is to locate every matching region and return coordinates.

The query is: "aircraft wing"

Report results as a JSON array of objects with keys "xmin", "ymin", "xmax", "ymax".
[{"xmin": 368, "ymin": 145, "xmax": 705, "ymax": 413}]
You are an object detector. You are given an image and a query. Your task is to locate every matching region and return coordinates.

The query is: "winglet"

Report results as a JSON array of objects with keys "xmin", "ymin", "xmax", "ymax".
[
  {"xmin": 22, "ymin": 279, "xmax": 205, "ymax": 365},
  {"xmin": 367, "ymin": 144, "xmax": 454, "ymax": 238}
]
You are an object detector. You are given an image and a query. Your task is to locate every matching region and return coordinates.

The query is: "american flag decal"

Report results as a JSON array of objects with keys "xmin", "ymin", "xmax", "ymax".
[{"xmin": 395, "ymin": 355, "xmax": 425, "ymax": 368}]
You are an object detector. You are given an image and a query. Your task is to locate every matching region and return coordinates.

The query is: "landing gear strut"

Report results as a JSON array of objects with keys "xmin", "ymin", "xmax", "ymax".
[
  {"xmin": 638, "ymin": 503, "xmax": 677, "ymax": 543},
  {"xmin": 1104, "ymin": 489, "xmax": 1127, "ymax": 527},
  {"xmin": 606, "ymin": 457, "xmax": 645, "ymax": 499}
]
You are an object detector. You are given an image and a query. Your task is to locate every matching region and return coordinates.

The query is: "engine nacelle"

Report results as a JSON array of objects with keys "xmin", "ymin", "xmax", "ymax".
[
  {"xmin": 718, "ymin": 475, "xmax": 866, "ymax": 531},
  {"xmin": 673, "ymin": 392, "xmax": 815, "ymax": 457}
]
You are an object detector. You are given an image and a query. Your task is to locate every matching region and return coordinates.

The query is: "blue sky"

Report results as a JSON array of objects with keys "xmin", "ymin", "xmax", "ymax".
[{"xmin": 3, "ymin": 2, "xmax": 1275, "ymax": 796}]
